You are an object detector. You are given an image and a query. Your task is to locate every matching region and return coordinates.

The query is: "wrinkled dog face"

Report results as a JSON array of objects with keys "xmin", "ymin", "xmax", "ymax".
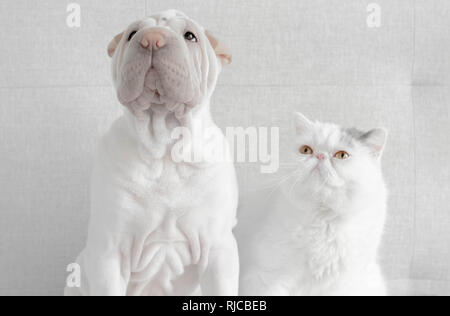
[{"xmin": 107, "ymin": 10, "xmax": 231, "ymax": 117}]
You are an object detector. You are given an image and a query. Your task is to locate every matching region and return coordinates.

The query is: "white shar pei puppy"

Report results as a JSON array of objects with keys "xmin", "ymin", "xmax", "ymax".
[{"xmin": 65, "ymin": 10, "xmax": 239, "ymax": 296}]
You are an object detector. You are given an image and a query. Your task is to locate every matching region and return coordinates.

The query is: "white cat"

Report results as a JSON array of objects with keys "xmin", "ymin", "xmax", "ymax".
[{"xmin": 237, "ymin": 113, "xmax": 388, "ymax": 296}]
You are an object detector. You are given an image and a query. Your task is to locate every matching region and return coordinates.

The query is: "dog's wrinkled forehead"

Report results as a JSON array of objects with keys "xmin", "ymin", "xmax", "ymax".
[
  {"xmin": 108, "ymin": 10, "xmax": 231, "ymax": 66},
  {"xmin": 135, "ymin": 10, "xmax": 198, "ymax": 33},
  {"xmin": 149, "ymin": 9, "xmax": 188, "ymax": 23}
]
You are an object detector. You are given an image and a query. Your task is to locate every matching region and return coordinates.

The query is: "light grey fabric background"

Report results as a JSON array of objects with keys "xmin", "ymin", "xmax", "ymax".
[{"xmin": 0, "ymin": 0, "xmax": 449, "ymax": 296}]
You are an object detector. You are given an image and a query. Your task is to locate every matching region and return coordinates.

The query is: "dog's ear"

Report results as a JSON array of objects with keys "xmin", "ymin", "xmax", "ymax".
[
  {"xmin": 205, "ymin": 30, "xmax": 232, "ymax": 66},
  {"xmin": 107, "ymin": 32, "xmax": 124, "ymax": 58}
]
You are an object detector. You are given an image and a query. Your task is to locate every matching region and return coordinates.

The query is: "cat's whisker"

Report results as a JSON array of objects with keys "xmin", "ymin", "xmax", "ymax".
[
  {"xmin": 259, "ymin": 166, "xmax": 303, "ymax": 187},
  {"xmin": 253, "ymin": 172, "xmax": 298, "ymax": 191},
  {"xmin": 288, "ymin": 176, "xmax": 303, "ymax": 200},
  {"xmin": 243, "ymin": 165, "xmax": 300, "ymax": 192},
  {"xmin": 286, "ymin": 163, "xmax": 319, "ymax": 199},
  {"xmin": 264, "ymin": 169, "xmax": 304, "ymax": 202}
]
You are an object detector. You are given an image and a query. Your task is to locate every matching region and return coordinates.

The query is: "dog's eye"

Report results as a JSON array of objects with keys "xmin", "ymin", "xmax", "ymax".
[
  {"xmin": 334, "ymin": 151, "xmax": 350, "ymax": 160},
  {"xmin": 128, "ymin": 31, "xmax": 137, "ymax": 41},
  {"xmin": 184, "ymin": 31, "xmax": 198, "ymax": 42}
]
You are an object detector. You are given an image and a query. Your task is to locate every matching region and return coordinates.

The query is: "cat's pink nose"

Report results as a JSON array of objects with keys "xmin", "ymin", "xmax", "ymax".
[
  {"xmin": 140, "ymin": 31, "xmax": 166, "ymax": 49},
  {"xmin": 316, "ymin": 154, "xmax": 326, "ymax": 161}
]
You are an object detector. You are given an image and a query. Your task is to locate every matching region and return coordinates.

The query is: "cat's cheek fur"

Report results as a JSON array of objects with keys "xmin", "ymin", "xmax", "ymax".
[{"xmin": 335, "ymin": 154, "xmax": 375, "ymax": 184}]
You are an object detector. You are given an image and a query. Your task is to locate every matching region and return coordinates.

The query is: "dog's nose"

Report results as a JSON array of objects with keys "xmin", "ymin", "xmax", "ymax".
[{"xmin": 140, "ymin": 31, "xmax": 166, "ymax": 49}]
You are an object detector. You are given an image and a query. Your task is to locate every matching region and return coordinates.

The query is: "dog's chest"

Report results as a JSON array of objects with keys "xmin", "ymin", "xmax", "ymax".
[
  {"xmin": 127, "ymin": 211, "xmax": 194, "ymax": 294},
  {"xmin": 100, "ymin": 117, "xmax": 236, "ymax": 295},
  {"xmin": 124, "ymin": 162, "xmax": 228, "ymax": 295},
  {"xmin": 133, "ymin": 158, "xmax": 217, "ymax": 213},
  {"xmin": 130, "ymin": 161, "xmax": 213, "ymax": 235}
]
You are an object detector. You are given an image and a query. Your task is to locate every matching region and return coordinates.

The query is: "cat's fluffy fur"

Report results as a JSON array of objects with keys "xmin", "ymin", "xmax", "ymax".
[{"xmin": 237, "ymin": 113, "xmax": 388, "ymax": 296}]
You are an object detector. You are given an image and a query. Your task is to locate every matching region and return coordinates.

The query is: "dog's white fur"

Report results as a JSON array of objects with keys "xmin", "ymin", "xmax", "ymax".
[{"xmin": 65, "ymin": 10, "xmax": 239, "ymax": 296}]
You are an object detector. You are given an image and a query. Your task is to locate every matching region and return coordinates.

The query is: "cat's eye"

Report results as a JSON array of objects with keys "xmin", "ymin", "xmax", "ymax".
[
  {"xmin": 184, "ymin": 31, "xmax": 198, "ymax": 42},
  {"xmin": 334, "ymin": 151, "xmax": 350, "ymax": 160},
  {"xmin": 299, "ymin": 145, "xmax": 314, "ymax": 155},
  {"xmin": 128, "ymin": 31, "xmax": 138, "ymax": 41}
]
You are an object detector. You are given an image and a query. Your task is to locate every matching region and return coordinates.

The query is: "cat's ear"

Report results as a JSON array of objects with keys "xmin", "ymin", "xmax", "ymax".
[
  {"xmin": 362, "ymin": 128, "xmax": 388, "ymax": 159},
  {"xmin": 294, "ymin": 112, "xmax": 313, "ymax": 135}
]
